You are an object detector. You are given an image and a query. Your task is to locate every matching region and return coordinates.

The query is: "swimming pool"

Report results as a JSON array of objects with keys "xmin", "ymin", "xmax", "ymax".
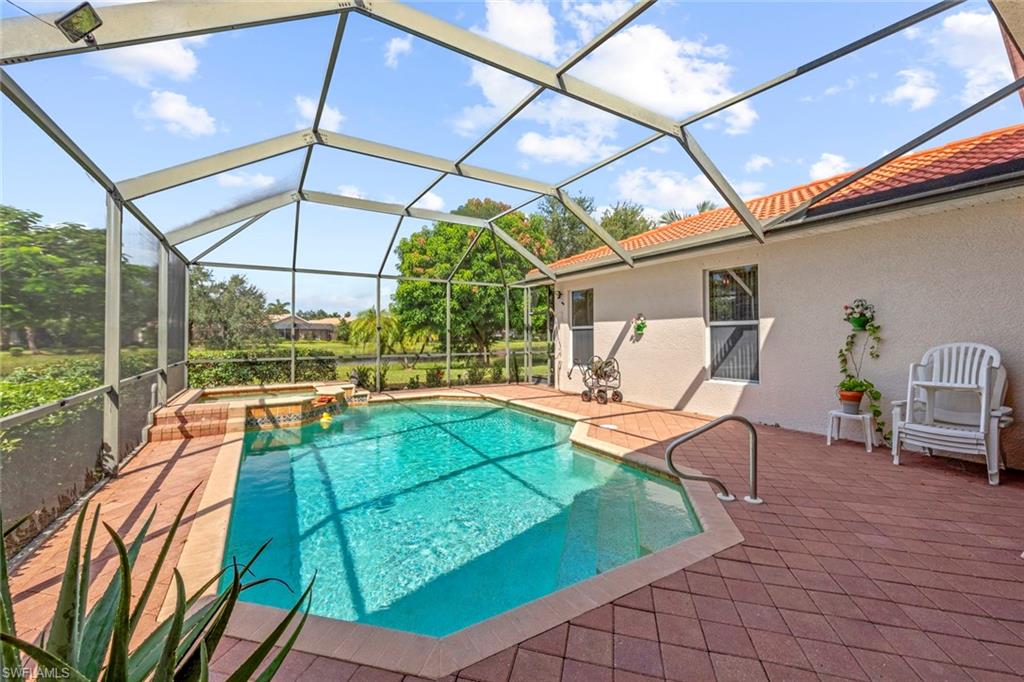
[{"xmin": 223, "ymin": 400, "xmax": 702, "ymax": 637}]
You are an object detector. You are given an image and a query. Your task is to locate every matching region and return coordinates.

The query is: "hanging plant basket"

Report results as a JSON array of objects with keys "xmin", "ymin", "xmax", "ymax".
[{"xmin": 848, "ymin": 315, "xmax": 871, "ymax": 330}]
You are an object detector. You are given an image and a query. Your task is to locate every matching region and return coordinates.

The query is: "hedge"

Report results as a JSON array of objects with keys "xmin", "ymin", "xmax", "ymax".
[{"xmin": 187, "ymin": 347, "xmax": 337, "ymax": 388}]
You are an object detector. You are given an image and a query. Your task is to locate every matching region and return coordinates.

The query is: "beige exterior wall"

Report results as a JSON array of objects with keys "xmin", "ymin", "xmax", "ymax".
[{"xmin": 553, "ymin": 190, "xmax": 1024, "ymax": 469}]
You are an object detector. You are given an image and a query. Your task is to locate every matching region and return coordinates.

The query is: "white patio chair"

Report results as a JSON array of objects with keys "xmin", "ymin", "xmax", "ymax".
[{"xmin": 891, "ymin": 343, "xmax": 1012, "ymax": 485}]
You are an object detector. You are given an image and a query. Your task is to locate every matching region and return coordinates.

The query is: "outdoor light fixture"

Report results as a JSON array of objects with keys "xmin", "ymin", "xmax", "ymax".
[{"xmin": 55, "ymin": 2, "xmax": 102, "ymax": 44}]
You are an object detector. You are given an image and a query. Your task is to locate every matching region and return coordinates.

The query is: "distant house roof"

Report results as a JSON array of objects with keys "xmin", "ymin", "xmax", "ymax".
[
  {"xmin": 541, "ymin": 123, "xmax": 1024, "ymax": 275},
  {"xmin": 269, "ymin": 314, "xmax": 335, "ymax": 331},
  {"xmin": 308, "ymin": 317, "xmax": 343, "ymax": 326}
]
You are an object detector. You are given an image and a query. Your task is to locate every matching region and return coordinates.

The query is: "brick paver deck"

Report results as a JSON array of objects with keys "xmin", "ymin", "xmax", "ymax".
[{"xmin": 10, "ymin": 385, "xmax": 1024, "ymax": 681}]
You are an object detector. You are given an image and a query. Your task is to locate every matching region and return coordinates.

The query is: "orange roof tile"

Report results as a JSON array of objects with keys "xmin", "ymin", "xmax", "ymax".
[{"xmin": 544, "ymin": 123, "xmax": 1024, "ymax": 273}]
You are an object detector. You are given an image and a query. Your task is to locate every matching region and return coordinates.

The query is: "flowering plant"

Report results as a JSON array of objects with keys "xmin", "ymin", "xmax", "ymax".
[{"xmin": 842, "ymin": 298, "xmax": 875, "ymax": 323}]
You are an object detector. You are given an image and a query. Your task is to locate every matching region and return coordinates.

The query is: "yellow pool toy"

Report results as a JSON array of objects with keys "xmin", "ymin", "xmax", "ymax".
[{"xmin": 319, "ymin": 412, "xmax": 333, "ymax": 429}]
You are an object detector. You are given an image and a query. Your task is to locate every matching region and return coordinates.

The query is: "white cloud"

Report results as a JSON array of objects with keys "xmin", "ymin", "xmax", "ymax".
[
  {"xmin": 218, "ymin": 172, "xmax": 275, "ymax": 189},
  {"xmin": 883, "ymin": 68, "xmax": 938, "ymax": 110},
  {"xmin": 571, "ymin": 24, "xmax": 756, "ymax": 135},
  {"xmin": 337, "ymin": 184, "xmax": 367, "ymax": 199},
  {"xmin": 903, "ymin": 26, "xmax": 922, "ymax": 40},
  {"xmin": 473, "ymin": 0, "xmax": 560, "ymax": 62},
  {"xmin": 91, "ymin": 36, "xmax": 206, "ymax": 87},
  {"xmin": 614, "ymin": 167, "xmax": 718, "ymax": 215},
  {"xmin": 561, "ymin": 0, "xmax": 632, "ymax": 44},
  {"xmin": 453, "ymin": 64, "xmax": 534, "ymax": 137},
  {"xmin": 733, "ymin": 180, "xmax": 765, "ymax": 197},
  {"xmin": 517, "ymin": 131, "xmax": 615, "ymax": 164},
  {"xmin": 743, "ymin": 154, "xmax": 773, "ymax": 173},
  {"xmin": 514, "ymin": 96, "xmax": 620, "ymax": 164},
  {"xmin": 809, "ymin": 153, "xmax": 852, "ymax": 180},
  {"xmin": 137, "ymin": 90, "xmax": 216, "ymax": 137},
  {"xmin": 929, "ymin": 10, "xmax": 1013, "ymax": 103},
  {"xmin": 385, "ymin": 36, "xmax": 412, "ymax": 68},
  {"xmin": 800, "ymin": 77, "xmax": 858, "ymax": 103},
  {"xmin": 294, "ymin": 95, "xmax": 344, "ymax": 131},
  {"xmin": 414, "ymin": 191, "xmax": 445, "ymax": 211}
]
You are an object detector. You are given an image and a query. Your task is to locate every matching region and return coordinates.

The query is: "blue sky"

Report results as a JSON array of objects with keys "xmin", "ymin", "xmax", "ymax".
[{"xmin": 2, "ymin": 0, "xmax": 1021, "ymax": 312}]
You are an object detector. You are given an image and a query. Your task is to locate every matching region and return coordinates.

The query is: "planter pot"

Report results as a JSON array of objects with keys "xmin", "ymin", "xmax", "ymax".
[
  {"xmin": 838, "ymin": 390, "xmax": 864, "ymax": 414},
  {"xmin": 848, "ymin": 315, "xmax": 871, "ymax": 330}
]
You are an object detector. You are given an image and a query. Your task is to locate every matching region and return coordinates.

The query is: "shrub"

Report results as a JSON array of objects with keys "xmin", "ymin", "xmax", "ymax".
[
  {"xmin": 407, "ymin": 376, "xmax": 421, "ymax": 389},
  {"xmin": 424, "ymin": 366, "xmax": 445, "ymax": 388},
  {"xmin": 0, "ymin": 492, "xmax": 312, "ymax": 682},
  {"xmin": 187, "ymin": 347, "xmax": 335, "ymax": 388},
  {"xmin": 352, "ymin": 365, "xmax": 374, "ymax": 389},
  {"xmin": 465, "ymin": 361, "xmax": 486, "ymax": 385},
  {"xmin": 7, "ymin": 346, "xmax": 24, "ymax": 357},
  {"xmin": 489, "ymin": 359, "xmax": 504, "ymax": 383},
  {"xmin": 379, "ymin": 362, "xmax": 390, "ymax": 389}
]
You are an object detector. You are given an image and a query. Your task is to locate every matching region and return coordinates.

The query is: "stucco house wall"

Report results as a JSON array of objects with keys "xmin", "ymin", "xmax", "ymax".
[{"xmin": 552, "ymin": 190, "xmax": 1024, "ymax": 470}]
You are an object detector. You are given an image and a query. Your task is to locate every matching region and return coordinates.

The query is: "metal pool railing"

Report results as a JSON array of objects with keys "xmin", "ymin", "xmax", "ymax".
[{"xmin": 664, "ymin": 414, "xmax": 763, "ymax": 504}]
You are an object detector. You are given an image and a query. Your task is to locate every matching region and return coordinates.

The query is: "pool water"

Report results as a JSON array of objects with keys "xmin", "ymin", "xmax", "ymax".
[{"xmin": 223, "ymin": 400, "xmax": 702, "ymax": 636}]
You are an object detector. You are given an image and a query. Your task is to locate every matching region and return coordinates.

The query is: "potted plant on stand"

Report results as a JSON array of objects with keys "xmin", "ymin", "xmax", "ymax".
[
  {"xmin": 837, "ymin": 376, "xmax": 878, "ymax": 414},
  {"xmin": 837, "ymin": 298, "xmax": 887, "ymax": 440}
]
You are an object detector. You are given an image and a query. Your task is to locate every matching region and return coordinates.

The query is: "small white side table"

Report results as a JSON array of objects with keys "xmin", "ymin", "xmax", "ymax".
[{"xmin": 826, "ymin": 410, "xmax": 875, "ymax": 452}]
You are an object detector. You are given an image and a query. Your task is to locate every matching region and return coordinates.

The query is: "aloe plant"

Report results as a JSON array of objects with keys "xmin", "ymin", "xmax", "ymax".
[{"xmin": 0, "ymin": 491, "xmax": 312, "ymax": 681}]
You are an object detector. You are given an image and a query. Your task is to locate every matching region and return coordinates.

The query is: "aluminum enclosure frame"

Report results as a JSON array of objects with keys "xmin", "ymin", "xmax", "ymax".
[{"xmin": 1, "ymin": 0, "xmax": 1018, "ymax": 469}]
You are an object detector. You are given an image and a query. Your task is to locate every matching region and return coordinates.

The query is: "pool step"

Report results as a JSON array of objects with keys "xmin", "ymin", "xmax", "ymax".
[{"xmin": 149, "ymin": 404, "xmax": 229, "ymax": 441}]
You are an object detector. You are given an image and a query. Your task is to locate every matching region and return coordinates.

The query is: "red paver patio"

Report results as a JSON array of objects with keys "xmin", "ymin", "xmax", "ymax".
[{"xmin": 9, "ymin": 385, "xmax": 1024, "ymax": 681}]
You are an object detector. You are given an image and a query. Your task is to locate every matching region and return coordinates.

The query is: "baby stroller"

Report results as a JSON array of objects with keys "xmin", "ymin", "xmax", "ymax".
[{"xmin": 569, "ymin": 355, "xmax": 623, "ymax": 404}]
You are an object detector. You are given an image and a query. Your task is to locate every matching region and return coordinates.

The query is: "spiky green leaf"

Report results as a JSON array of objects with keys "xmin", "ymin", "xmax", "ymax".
[
  {"xmin": 1, "ymin": 514, "xmax": 26, "ymax": 682},
  {"xmin": 78, "ymin": 508, "xmax": 154, "ymax": 679},
  {"xmin": 0, "ymin": 632, "xmax": 89, "ymax": 682},
  {"xmin": 152, "ymin": 571, "xmax": 186, "ymax": 682},
  {"xmin": 99, "ymin": 523, "xmax": 132, "ymax": 682},
  {"xmin": 45, "ymin": 503, "xmax": 87, "ymax": 666},
  {"xmin": 129, "ymin": 488, "xmax": 197, "ymax": 636},
  {"xmin": 224, "ymin": 578, "xmax": 314, "ymax": 682}
]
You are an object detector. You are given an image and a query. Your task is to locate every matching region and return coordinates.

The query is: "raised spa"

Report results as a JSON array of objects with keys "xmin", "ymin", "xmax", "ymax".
[{"xmin": 223, "ymin": 400, "xmax": 701, "ymax": 636}]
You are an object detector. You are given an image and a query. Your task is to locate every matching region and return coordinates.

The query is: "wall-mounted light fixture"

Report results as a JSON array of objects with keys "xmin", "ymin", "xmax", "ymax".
[{"xmin": 55, "ymin": 2, "xmax": 102, "ymax": 44}]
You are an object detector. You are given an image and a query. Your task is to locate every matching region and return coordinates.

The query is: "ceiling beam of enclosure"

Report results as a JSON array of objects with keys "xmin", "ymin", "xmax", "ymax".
[
  {"xmin": 116, "ymin": 128, "xmax": 555, "ymax": 201},
  {"xmin": 355, "ymin": 0, "xmax": 765, "ymax": 242},
  {"xmin": 0, "ymin": 1, "xmax": 348, "ymax": 65},
  {"xmin": 1, "ymin": 67, "xmax": 190, "ymax": 263},
  {"xmin": 439, "ymin": 0, "xmax": 658, "ymax": 275},
  {"xmin": 555, "ymin": 0, "xmax": 967, "ymax": 208}
]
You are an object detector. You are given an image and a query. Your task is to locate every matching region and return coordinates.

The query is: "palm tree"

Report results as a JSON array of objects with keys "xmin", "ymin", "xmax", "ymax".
[
  {"xmin": 267, "ymin": 298, "xmax": 289, "ymax": 315},
  {"xmin": 658, "ymin": 209, "xmax": 683, "ymax": 225},
  {"xmin": 696, "ymin": 200, "xmax": 719, "ymax": 214}
]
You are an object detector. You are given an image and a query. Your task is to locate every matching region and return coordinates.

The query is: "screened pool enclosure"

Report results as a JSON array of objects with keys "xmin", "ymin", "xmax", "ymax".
[{"xmin": 2, "ymin": 0, "xmax": 1022, "ymax": 547}]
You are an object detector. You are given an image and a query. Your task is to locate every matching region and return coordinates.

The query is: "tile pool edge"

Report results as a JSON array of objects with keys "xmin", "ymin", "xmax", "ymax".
[{"xmin": 173, "ymin": 388, "xmax": 743, "ymax": 678}]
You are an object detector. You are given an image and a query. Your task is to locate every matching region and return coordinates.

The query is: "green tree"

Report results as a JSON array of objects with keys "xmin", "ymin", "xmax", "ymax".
[
  {"xmin": 696, "ymin": 199, "xmax": 719, "ymax": 213},
  {"xmin": 267, "ymin": 299, "xmax": 290, "ymax": 315},
  {"xmin": 392, "ymin": 198, "xmax": 552, "ymax": 356},
  {"xmin": 599, "ymin": 201, "xmax": 654, "ymax": 240},
  {"xmin": 0, "ymin": 205, "xmax": 152, "ymax": 353},
  {"xmin": 537, "ymin": 193, "xmax": 595, "ymax": 260},
  {"xmin": 188, "ymin": 266, "xmax": 276, "ymax": 350}
]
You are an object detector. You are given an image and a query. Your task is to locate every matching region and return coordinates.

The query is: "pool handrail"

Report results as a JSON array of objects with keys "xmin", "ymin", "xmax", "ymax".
[{"xmin": 664, "ymin": 414, "xmax": 763, "ymax": 504}]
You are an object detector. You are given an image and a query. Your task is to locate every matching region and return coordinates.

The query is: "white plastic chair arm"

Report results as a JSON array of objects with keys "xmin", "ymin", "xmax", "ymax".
[
  {"xmin": 991, "ymin": 406, "xmax": 1013, "ymax": 417},
  {"xmin": 892, "ymin": 400, "xmax": 907, "ymax": 407}
]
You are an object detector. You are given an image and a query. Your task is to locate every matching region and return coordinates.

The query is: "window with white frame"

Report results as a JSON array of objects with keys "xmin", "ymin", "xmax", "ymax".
[
  {"xmin": 570, "ymin": 288, "xmax": 594, "ymax": 365},
  {"xmin": 707, "ymin": 266, "xmax": 759, "ymax": 382}
]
